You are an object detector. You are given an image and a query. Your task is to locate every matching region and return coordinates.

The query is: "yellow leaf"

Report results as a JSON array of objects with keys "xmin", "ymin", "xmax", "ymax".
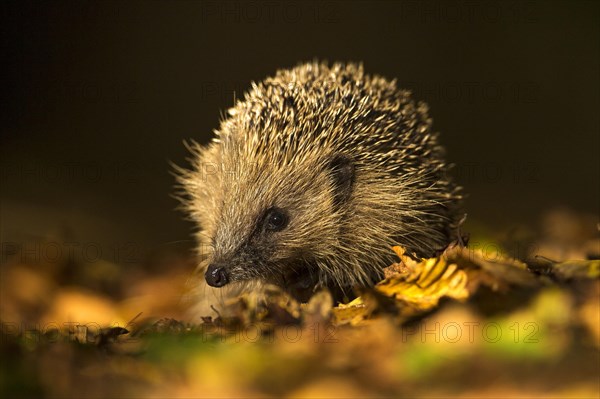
[{"xmin": 376, "ymin": 254, "xmax": 469, "ymax": 311}]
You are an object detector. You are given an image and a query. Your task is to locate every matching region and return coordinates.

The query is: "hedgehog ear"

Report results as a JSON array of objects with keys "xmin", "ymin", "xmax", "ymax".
[{"xmin": 326, "ymin": 154, "xmax": 355, "ymax": 206}]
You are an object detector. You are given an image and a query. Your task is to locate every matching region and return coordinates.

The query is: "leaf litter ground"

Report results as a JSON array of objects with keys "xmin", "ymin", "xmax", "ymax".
[{"xmin": 1, "ymin": 208, "xmax": 599, "ymax": 398}]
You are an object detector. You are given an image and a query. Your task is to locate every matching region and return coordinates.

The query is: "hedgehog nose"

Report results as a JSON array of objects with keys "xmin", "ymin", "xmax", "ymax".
[{"xmin": 205, "ymin": 263, "xmax": 229, "ymax": 287}]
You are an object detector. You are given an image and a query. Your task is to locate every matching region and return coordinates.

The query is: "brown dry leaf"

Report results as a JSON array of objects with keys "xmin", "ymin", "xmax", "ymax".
[
  {"xmin": 261, "ymin": 285, "xmax": 302, "ymax": 325},
  {"xmin": 443, "ymin": 245, "xmax": 541, "ymax": 292},
  {"xmin": 548, "ymin": 259, "xmax": 600, "ymax": 281},
  {"xmin": 333, "ymin": 246, "xmax": 469, "ymax": 325},
  {"xmin": 302, "ymin": 289, "xmax": 333, "ymax": 326},
  {"xmin": 332, "ymin": 296, "xmax": 372, "ymax": 326},
  {"xmin": 333, "ymin": 241, "xmax": 548, "ymax": 324},
  {"xmin": 382, "ymin": 246, "xmax": 415, "ymax": 278},
  {"xmin": 375, "ymin": 255, "xmax": 469, "ymax": 310},
  {"xmin": 210, "ymin": 285, "xmax": 302, "ymax": 330}
]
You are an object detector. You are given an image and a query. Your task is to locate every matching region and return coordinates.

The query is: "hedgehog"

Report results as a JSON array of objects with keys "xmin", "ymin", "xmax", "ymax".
[{"xmin": 177, "ymin": 61, "xmax": 462, "ymax": 306}]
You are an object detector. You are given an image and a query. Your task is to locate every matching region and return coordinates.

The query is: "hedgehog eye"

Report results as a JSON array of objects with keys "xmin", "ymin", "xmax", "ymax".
[{"xmin": 265, "ymin": 207, "xmax": 288, "ymax": 231}]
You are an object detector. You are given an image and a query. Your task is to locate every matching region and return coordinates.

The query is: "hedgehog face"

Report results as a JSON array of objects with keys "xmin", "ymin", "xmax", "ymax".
[{"xmin": 202, "ymin": 154, "xmax": 355, "ymax": 297}]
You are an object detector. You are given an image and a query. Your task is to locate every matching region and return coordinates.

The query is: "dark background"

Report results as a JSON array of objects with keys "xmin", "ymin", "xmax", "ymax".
[{"xmin": 1, "ymin": 1, "xmax": 598, "ymax": 264}]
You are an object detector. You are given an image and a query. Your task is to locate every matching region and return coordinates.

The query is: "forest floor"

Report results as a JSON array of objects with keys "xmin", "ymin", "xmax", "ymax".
[{"xmin": 1, "ymin": 207, "xmax": 599, "ymax": 398}]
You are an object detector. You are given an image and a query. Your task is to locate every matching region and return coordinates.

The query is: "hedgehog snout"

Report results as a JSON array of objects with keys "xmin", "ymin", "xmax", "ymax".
[{"xmin": 205, "ymin": 262, "xmax": 230, "ymax": 287}]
